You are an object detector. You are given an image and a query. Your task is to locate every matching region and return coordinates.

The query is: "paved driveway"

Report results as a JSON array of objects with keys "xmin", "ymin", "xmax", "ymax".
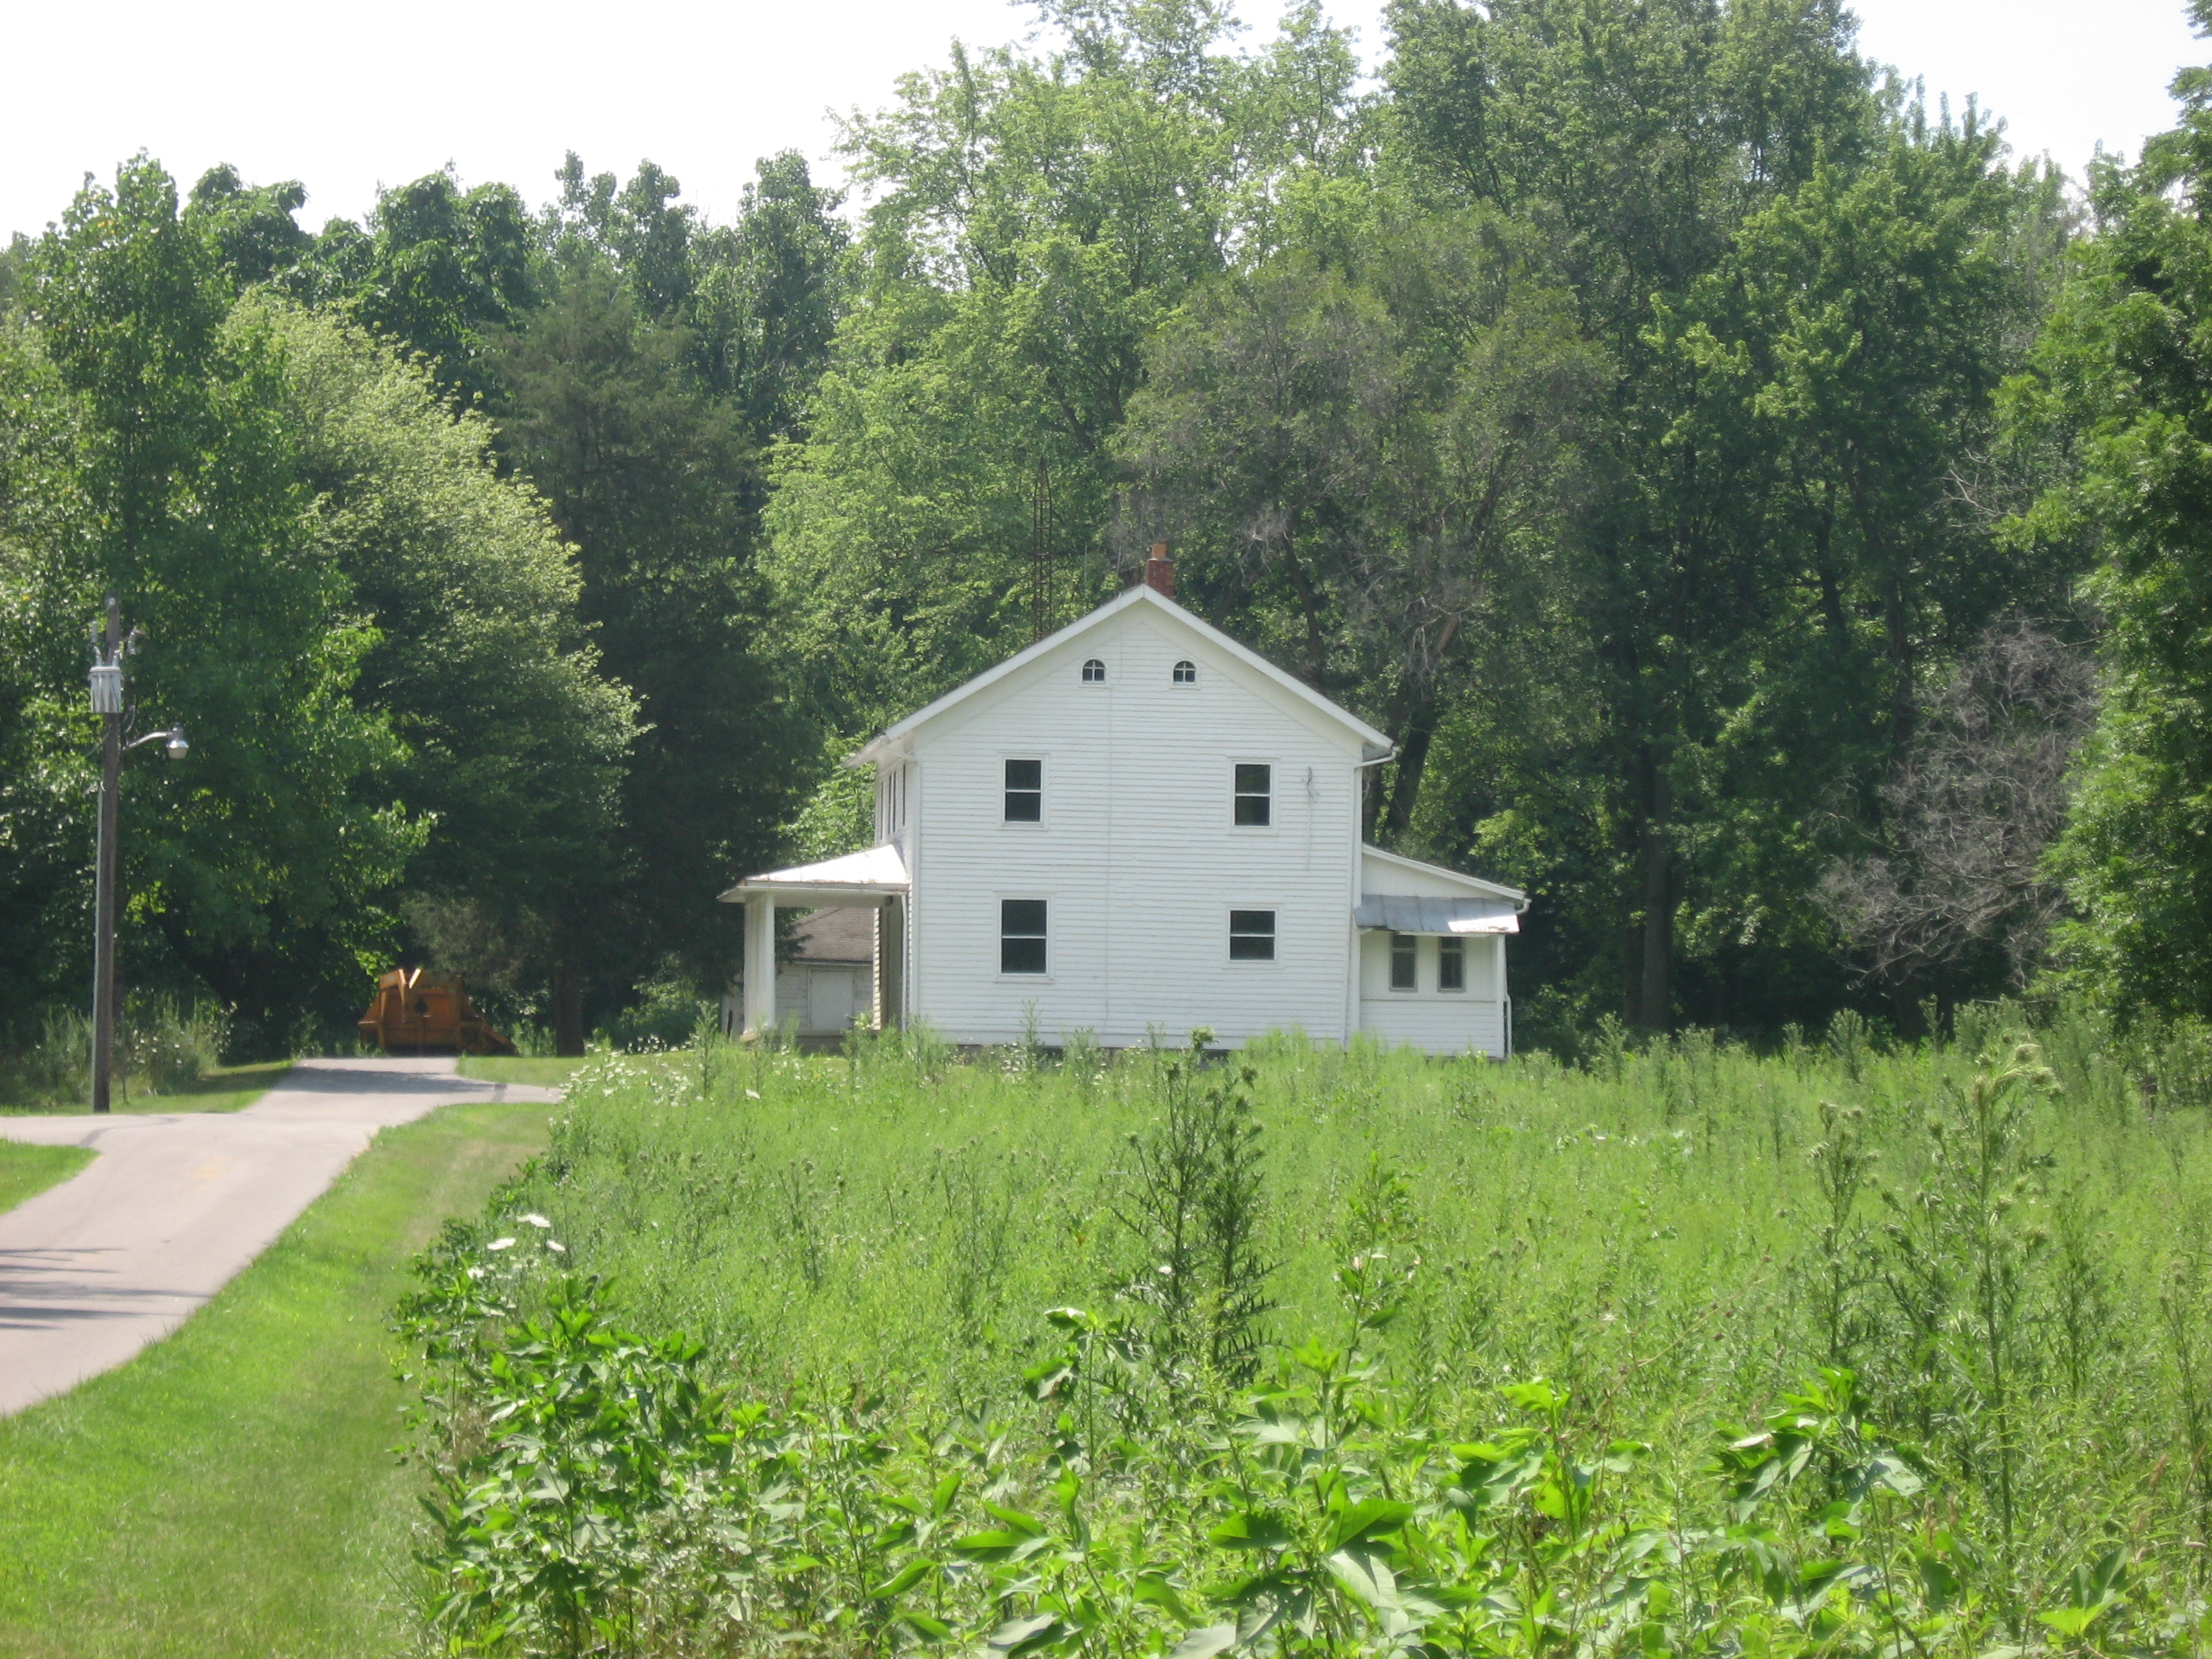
[{"xmin": 0, "ymin": 1058, "xmax": 560, "ymax": 1417}]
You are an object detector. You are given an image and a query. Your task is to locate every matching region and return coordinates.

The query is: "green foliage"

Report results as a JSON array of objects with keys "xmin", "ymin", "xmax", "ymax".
[
  {"xmin": 394, "ymin": 1011, "xmax": 2212, "ymax": 1653},
  {"xmin": 396, "ymin": 1017, "xmax": 2212, "ymax": 1655},
  {"xmin": 765, "ymin": 0, "xmax": 1366, "ymax": 739},
  {"xmin": 3, "ymin": 0, "xmax": 2207, "ymax": 1091},
  {"xmin": 1379, "ymin": 0, "xmax": 2073, "ymax": 1032},
  {"xmin": 282, "ymin": 150, "xmax": 839, "ymax": 1040},
  {"xmin": 690, "ymin": 151, "xmax": 851, "ymax": 441},
  {"xmin": 10, "ymin": 156, "xmax": 425, "ymax": 1050},
  {"xmin": 1116, "ymin": 219, "xmax": 1609, "ymax": 851},
  {"xmin": 754, "ymin": 0, "xmax": 2081, "ymax": 1041},
  {"xmin": 402, "ymin": 1270, "xmax": 734, "ymax": 1654},
  {"xmin": 1112, "ymin": 1033, "xmax": 1276, "ymax": 1379},
  {"xmin": 185, "ymin": 164, "xmax": 313, "ymax": 287},
  {"xmin": 267, "ymin": 298, "xmax": 638, "ymax": 967},
  {"xmin": 303, "ymin": 167, "xmax": 538, "ymax": 405},
  {"xmin": 2017, "ymin": 45, "xmax": 2212, "ymax": 1021},
  {"xmin": 490, "ymin": 258, "xmax": 805, "ymax": 1036}
]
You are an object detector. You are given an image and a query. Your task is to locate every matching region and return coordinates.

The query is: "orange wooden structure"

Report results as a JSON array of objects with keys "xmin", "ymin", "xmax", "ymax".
[{"xmin": 357, "ymin": 967, "xmax": 517, "ymax": 1057}]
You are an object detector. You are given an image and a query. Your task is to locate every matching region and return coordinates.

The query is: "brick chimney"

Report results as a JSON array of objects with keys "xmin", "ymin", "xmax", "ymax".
[{"xmin": 1143, "ymin": 542, "xmax": 1175, "ymax": 599}]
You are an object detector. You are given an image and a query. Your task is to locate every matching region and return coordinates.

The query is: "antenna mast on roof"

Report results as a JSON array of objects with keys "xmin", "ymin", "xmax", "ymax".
[{"xmin": 1029, "ymin": 456, "xmax": 1057, "ymax": 642}]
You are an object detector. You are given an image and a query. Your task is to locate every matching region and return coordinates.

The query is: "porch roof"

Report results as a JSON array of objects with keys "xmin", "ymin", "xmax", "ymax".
[
  {"xmin": 717, "ymin": 843, "xmax": 909, "ymax": 908},
  {"xmin": 1353, "ymin": 895, "xmax": 1521, "ymax": 935}
]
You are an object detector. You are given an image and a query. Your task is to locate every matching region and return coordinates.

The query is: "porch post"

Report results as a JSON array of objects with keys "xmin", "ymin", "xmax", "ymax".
[
  {"xmin": 743, "ymin": 892, "xmax": 777, "ymax": 1040},
  {"xmin": 877, "ymin": 896, "xmax": 906, "ymax": 1030}
]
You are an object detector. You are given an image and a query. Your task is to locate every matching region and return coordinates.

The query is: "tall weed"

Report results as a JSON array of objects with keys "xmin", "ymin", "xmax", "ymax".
[{"xmin": 401, "ymin": 1002, "xmax": 2212, "ymax": 1652}]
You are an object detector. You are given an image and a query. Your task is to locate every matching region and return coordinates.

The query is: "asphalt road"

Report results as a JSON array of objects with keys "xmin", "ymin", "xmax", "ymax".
[{"xmin": 0, "ymin": 1057, "xmax": 559, "ymax": 1418}]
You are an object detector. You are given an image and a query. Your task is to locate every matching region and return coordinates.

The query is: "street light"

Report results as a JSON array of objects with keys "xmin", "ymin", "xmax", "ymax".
[{"xmin": 86, "ymin": 593, "xmax": 187, "ymax": 1115}]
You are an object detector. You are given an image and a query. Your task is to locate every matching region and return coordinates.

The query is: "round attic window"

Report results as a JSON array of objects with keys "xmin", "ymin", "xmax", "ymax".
[
  {"xmin": 1173, "ymin": 659, "xmax": 1196, "ymax": 683},
  {"xmin": 1081, "ymin": 657, "xmax": 1106, "ymax": 683}
]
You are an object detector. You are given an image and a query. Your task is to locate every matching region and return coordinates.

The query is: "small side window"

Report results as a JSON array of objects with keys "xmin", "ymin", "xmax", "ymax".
[
  {"xmin": 1173, "ymin": 659, "xmax": 1196, "ymax": 684},
  {"xmin": 1004, "ymin": 758, "xmax": 1042, "ymax": 822},
  {"xmin": 1001, "ymin": 899, "xmax": 1048, "ymax": 974},
  {"xmin": 1081, "ymin": 657, "xmax": 1107, "ymax": 684},
  {"xmin": 1229, "ymin": 909, "xmax": 1276, "ymax": 961},
  {"xmin": 1438, "ymin": 936, "xmax": 1465, "ymax": 991},
  {"xmin": 1390, "ymin": 932, "xmax": 1418, "ymax": 991},
  {"xmin": 1233, "ymin": 763, "xmax": 1272, "ymax": 826}
]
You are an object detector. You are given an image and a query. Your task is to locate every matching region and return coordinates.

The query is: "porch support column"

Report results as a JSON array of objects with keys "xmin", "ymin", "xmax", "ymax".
[
  {"xmin": 877, "ymin": 895, "xmax": 906, "ymax": 1031},
  {"xmin": 743, "ymin": 892, "xmax": 777, "ymax": 1040}
]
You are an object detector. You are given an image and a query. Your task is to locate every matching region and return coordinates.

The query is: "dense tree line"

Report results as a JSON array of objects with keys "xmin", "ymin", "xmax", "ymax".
[
  {"xmin": 0, "ymin": 150, "xmax": 836, "ymax": 1051},
  {"xmin": 769, "ymin": 0, "xmax": 2082, "ymax": 1041},
  {"xmin": 6, "ymin": 0, "xmax": 2212, "ymax": 1053}
]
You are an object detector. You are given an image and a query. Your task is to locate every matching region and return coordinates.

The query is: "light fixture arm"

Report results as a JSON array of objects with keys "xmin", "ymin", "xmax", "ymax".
[{"xmin": 122, "ymin": 726, "xmax": 185, "ymax": 754}]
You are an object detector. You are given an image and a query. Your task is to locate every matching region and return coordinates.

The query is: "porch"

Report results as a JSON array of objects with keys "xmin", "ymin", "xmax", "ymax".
[{"xmin": 718, "ymin": 844, "xmax": 908, "ymax": 1041}]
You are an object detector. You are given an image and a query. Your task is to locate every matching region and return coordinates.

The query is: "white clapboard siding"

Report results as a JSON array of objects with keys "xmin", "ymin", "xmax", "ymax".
[
  {"xmin": 906, "ymin": 606, "xmax": 1365, "ymax": 1048},
  {"xmin": 1360, "ymin": 997, "xmax": 1507, "ymax": 1057},
  {"xmin": 1360, "ymin": 845, "xmax": 1521, "ymax": 900},
  {"xmin": 1355, "ymin": 930, "xmax": 1507, "ymax": 1058}
]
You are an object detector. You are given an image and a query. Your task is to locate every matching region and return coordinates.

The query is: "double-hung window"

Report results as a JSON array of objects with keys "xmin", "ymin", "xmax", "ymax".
[
  {"xmin": 1229, "ymin": 910, "xmax": 1276, "ymax": 961},
  {"xmin": 1233, "ymin": 764, "xmax": 1272, "ymax": 827},
  {"xmin": 1001, "ymin": 899, "xmax": 1048, "ymax": 975},
  {"xmin": 1438, "ymin": 936, "xmax": 1466, "ymax": 991},
  {"xmin": 1003, "ymin": 758, "xmax": 1042, "ymax": 822},
  {"xmin": 1390, "ymin": 932, "xmax": 1418, "ymax": 991}
]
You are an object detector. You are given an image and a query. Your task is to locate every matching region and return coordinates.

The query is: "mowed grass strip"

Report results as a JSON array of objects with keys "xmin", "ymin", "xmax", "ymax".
[
  {"xmin": 120, "ymin": 1058, "xmax": 294, "ymax": 1114},
  {"xmin": 0, "ymin": 1060, "xmax": 294, "ymax": 1119},
  {"xmin": 0, "ymin": 1098, "xmax": 554, "ymax": 1658},
  {"xmin": 456, "ymin": 1053, "xmax": 591, "ymax": 1090},
  {"xmin": 0, "ymin": 1143, "xmax": 93, "ymax": 1215}
]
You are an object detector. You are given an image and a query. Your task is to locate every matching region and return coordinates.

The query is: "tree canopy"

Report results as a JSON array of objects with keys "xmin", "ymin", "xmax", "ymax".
[{"xmin": 10, "ymin": 0, "xmax": 2212, "ymax": 1050}]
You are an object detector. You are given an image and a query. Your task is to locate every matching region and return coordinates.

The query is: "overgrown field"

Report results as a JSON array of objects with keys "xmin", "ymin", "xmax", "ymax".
[{"xmin": 401, "ymin": 1010, "xmax": 2212, "ymax": 1655}]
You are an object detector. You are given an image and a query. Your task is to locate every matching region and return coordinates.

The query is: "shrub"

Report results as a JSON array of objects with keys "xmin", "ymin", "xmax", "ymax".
[{"xmin": 0, "ymin": 994, "xmax": 226, "ymax": 1108}]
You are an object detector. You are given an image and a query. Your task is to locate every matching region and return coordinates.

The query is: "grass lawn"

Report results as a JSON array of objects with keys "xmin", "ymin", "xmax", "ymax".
[
  {"xmin": 1, "ymin": 1060, "xmax": 294, "ymax": 1119},
  {"xmin": 0, "ymin": 1144, "xmax": 93, "ymax": 1216},
  {"xmin": 119, "ymin": 1058, "xmax": 294, "ymax": 1114},
  {"xmin": 0, "ymin": 1097, "xmax": 555, "ymax": 1658},
  {"xmin": 456, "ymin": 1053, "xmax": 590, "ymax": 1090}
]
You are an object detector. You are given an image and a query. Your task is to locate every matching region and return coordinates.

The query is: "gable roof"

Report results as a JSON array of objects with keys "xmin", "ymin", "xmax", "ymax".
[{"xmin": 849, "ymin": 584, "xmax": 1392, "ymax": 766}]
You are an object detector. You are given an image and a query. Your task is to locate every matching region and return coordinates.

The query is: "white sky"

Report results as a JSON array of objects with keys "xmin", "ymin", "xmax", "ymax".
[{"xmin": 1, "ymin": 0, "xmax": 2199, "ymax": 242}]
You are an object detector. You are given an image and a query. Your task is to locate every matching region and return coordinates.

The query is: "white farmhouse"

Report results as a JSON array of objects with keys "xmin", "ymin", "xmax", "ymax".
[{"xmin": 722, "ymin": 552, "xmax": 1526, "ymax": 1056}]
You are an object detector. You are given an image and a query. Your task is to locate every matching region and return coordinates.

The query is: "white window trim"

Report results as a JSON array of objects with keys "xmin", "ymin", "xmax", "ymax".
[
  {"xmin": 1000, "ymin": 752, "xmax": 1047, "ymax": 831},
  {"xmin": 1079, "ymin": 656, "xmax": 1108, "ymax": 685},
  {"xmin": 997, "ymin": 893, "xmax": 1053, "ymax": 981},
  {"xmin": 1225, "ymin": 904, "xmax": 1282, "ymax": 968},
  {"xmin": 1230, "ymin": 756, "xmax": 1279, "ymax": 835},
  {"xmin": 1172, "ymin": 658, "xmax": 1199, "ymax": 685}
]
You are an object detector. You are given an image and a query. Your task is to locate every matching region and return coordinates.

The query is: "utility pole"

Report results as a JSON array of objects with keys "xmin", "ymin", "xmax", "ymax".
[
  {"xmin": 90, "ymin": 595, "xmax": 123, "ymax": 1115},
  {"xmin": 1030, "ymin": 456, "xmax": 1055, "ymax": 643},
  {"xmin": 85, "ymin": 595, "xmax": 186, "ymax": 1114}
]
